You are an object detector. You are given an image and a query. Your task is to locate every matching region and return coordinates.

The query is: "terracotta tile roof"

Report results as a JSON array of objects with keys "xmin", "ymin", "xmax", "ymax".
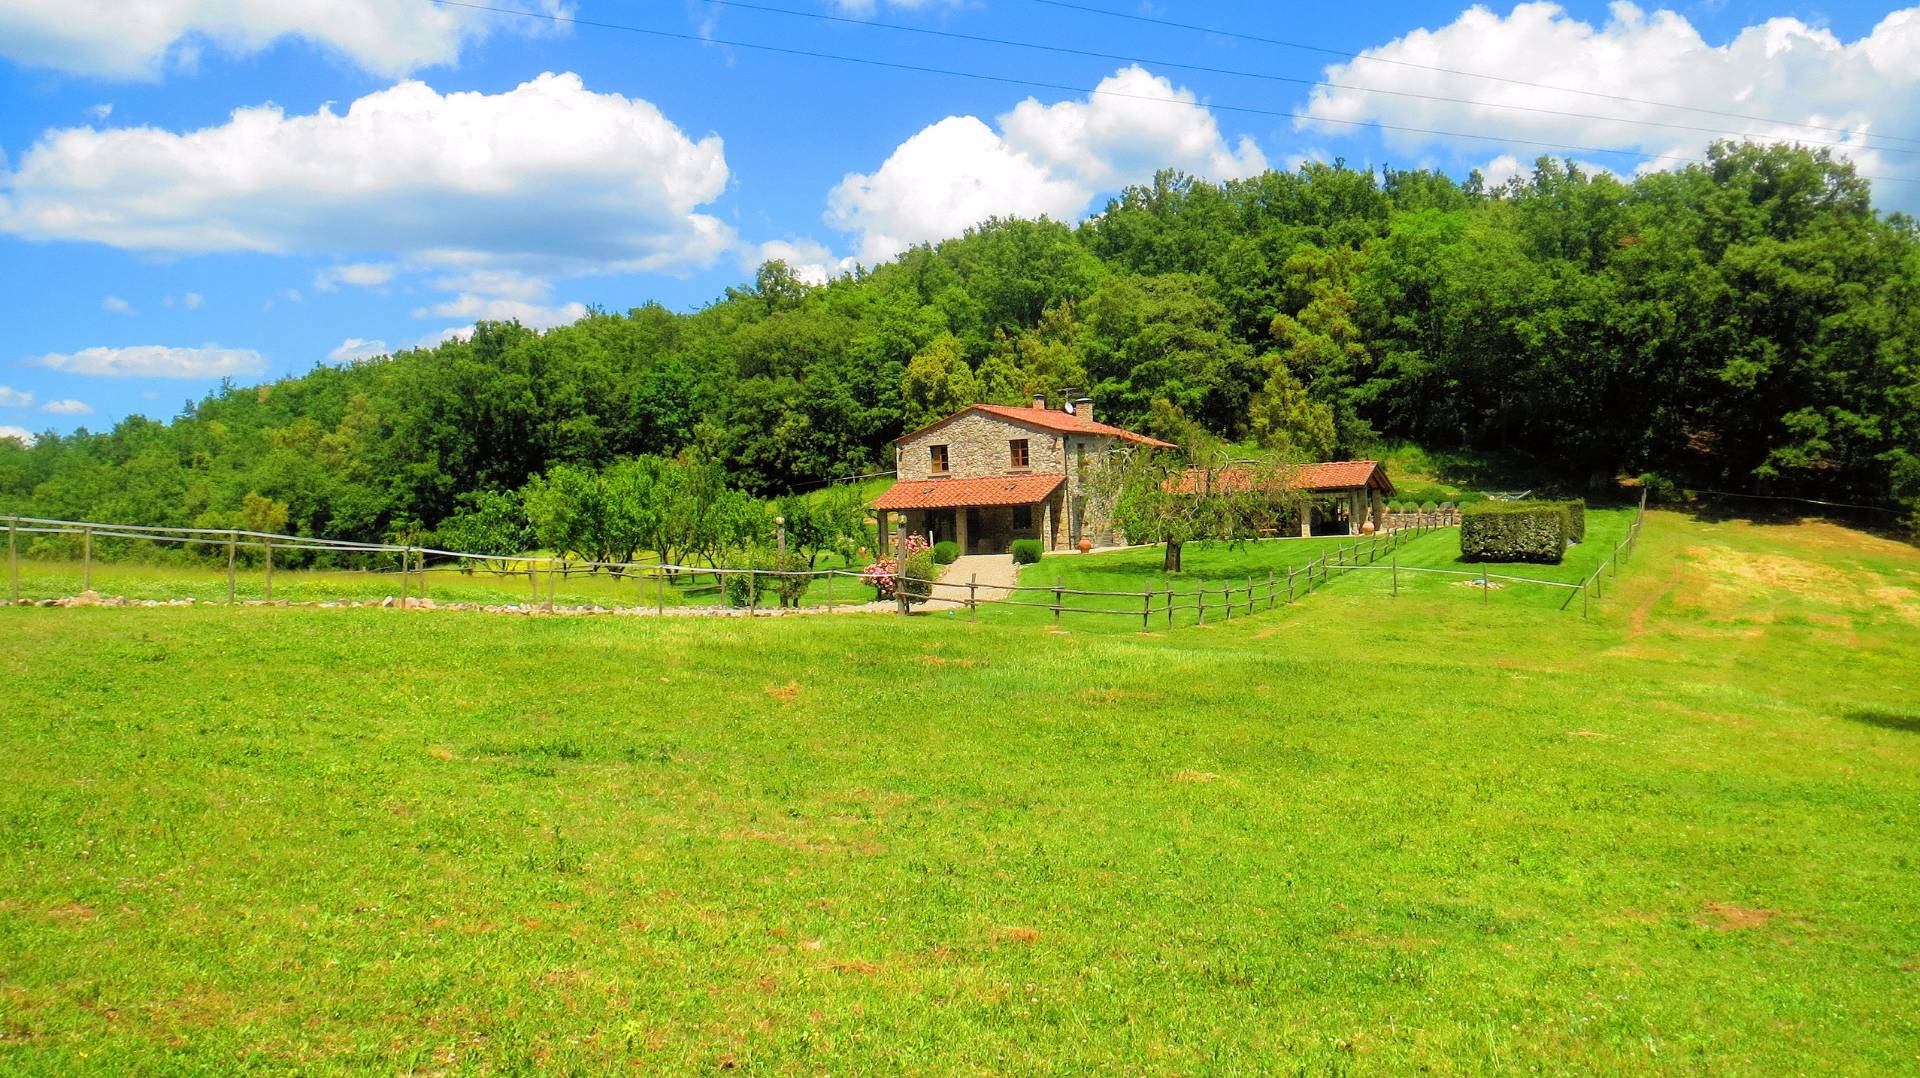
[
  {"xmin": 872, "ymin": 473, "xmax": 1065, "ymax": 511},
  {"xmin": 892, "ymin": 404, "xmax": 1176, "ymax": 449},
  {"xmin": 1173, "ymin": 460, "xmax": 1393, "ymax": 495}
]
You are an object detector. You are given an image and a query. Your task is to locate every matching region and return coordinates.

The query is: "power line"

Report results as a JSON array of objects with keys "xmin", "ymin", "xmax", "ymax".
[
  {"xmin": 428, "ymin": 0, "xmax": 1919, "ymax": 184},
  {"xmin": 1027, "ymin": 0, "xmax": 1920, "ymax": 151},
  {"xmin": 685, "ymin": 0, "xmax": 1918, "ymax": 159}
]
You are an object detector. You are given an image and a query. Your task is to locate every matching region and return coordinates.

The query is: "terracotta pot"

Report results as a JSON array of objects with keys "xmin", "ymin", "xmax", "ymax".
[
  {"xmin": 1077, "ymin": 538, "xmax": 1093, "ymax": 554},
  {"xmin": 1360, "ymin": 521, "xmax": 1376, "ymax": 535}
]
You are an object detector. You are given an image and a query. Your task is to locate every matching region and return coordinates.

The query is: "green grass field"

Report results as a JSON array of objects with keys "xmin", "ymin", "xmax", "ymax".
[{"xmin": 3, "ymin": 511, "xmax": 1918, "ymax": 1073}]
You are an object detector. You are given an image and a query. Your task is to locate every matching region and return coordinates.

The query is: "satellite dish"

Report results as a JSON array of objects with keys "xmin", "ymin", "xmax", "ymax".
[{"xmin": 1062, "ymin": 400, "xmax": 1075, "ymax": 415}]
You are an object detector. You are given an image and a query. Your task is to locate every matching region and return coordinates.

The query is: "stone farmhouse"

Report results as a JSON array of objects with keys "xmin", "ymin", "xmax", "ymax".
[{"xmin": 871, "ymin": 394, "xmax": 1173, "ymax": 555}]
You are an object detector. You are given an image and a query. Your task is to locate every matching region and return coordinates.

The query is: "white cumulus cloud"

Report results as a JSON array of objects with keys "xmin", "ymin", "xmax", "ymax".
[
  {"xmin": 828, "ymin": 66, "xmax": 1267, "ymax": 262},
  {"xmin": 0, "ymin": 426, "xmax": 35, "ymax": 447},
  {"xmin": 41, "ymin": 399, "xmax": 92, "ymax": 415},
  {"xmin": 36, "ymin": 344, "xmax": 265, "ymax": 379},
  {"xmin": 415, "ymin": 294, "xmax": 588, "ymax": 330},
  {"xmin": 0, "ymin": 386, "xmax": 34, "ymax": 408},
  {"xmin": 101, "ymin": 295, "xmax": 135, "ymax": 315},
  {"xmin": 747, "ymin": 239, "xmax": 852, "ymax": 286},
  {"xmin": 315, "ymin": 263, "xmax": 397, "ymax": 292},
  {"xmin": 327, "ymin": 338, "xmax": 390, "ymax": 364},
  {"xmin": 1297, "ymin": 3, "xmax": 1920, "ymax": 203},
  {"xmin": 0, "ymin": 72, "xmax": 734, "ymax": 277},
  {"xmin": 0, "ymin": 0, "xmax": 573, "ymax": 81}
]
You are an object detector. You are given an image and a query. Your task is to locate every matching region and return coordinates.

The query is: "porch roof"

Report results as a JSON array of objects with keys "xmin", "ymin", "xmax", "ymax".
[{"xmin": 872, "ymin": 473, "xmax": 1065, "ymax": 511}]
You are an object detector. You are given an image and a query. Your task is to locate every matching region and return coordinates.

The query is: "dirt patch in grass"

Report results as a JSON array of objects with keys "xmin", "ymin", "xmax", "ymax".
[
  {"xmin": 990, "ymin": 926, "xmax": 1039, "ymax": 945},
  {"xmin": 1867, "ymin": 586, "xmax": 1920, "ymax": 622},
  {"xmin": 763, "ymin": 681, "xmax": 799, "ymax": 701},
  {"xmin": 46, "ymin": 901, "xmax": 97, "ymax": 922},
  {"xmin": 825, "ymin": 959, "xmax": 881, "ymax": 975},
  {"xmin": 1702, "ymin": 903, "xmax": 1781, "ymax": 931},
  {"xmin": 1170, "ymin": 769, "xmax": 1219, "ymax": 783},
  {"xmin": 1683, "ymin": 545, "xmax": 1848, "ymax": 601},
  {"xmin": 1566, "ymin": 730, "xmax": 1610, "ymax": 740},
  {"xmin": 919, "ymin": 655, "xmax": 982, "ymax": 667}
]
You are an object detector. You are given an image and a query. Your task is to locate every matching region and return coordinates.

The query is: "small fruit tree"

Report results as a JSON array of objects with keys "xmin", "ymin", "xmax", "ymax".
[{"xmin": 861, "ymin": 534, "xmax": 936, "ymax": 605}]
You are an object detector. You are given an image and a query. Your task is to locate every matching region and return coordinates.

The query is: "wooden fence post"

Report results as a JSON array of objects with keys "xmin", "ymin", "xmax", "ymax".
[
  {"xmin": 83, "ymin": 526, "xmax": 93, "ymax": 593},
  {"xmin": 226, "ymin": 531, "xmax": 237, "ymax": 605},
  {"xmin": 1481, "ymin": 565, "xmax": 1489, "ymax": 604},
  {"xmin": 1221, "ymin": 583, "xmax": 1231, "ymax": 621},
  {"xmin": 6, "ymin": 517, "xmax": 16, "ymax": 604},
  {"xmin": 1196, "ymin": 585, "xmax": 1205, "ymax": 626},
  {"xmin": 1287, "ymin": 566, "xmax": 1295, "ymax": 604},
  {"xmin": 1266, "ymin": 569, "xmax": 1275, "ymax": 610},
  {"xmin": 1141, "ymin": 586, "xmax": 1151, "ymax": 632},
  {"xmin": 1246, "ymin": 575, "xmax": 1255, "ymax": 615},
  {"xmin": 1391, "ymin": 547, "xmax": 1399, "ymax": 597},
  {"xmin": 895, "ymin": 525, "xmax": 911, "ymax": 617},
  {"xmin": 1052, "ymin": 578, "xmax": 1062, "ymax": 628},
  {"xmin": 969, "ymin": 573, "xmax": 977, "ymax": 620},
  {"xmin": 264, "ymin": 541, "xmax": 273, "ymax": 600},
  {"xmin": 1165, "ymin": 585, "xmax": 1174, "ymax": 629}
]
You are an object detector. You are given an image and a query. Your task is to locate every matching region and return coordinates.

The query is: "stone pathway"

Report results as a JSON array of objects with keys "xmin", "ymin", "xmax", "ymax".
[{"xmin": 938, "ymin": 553, "xmax": 1021, "ymax": 603}]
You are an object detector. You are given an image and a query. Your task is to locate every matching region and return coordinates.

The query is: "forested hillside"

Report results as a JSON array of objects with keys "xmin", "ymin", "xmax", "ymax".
[{"xmin": 3, "ymin": 140, "xmax": 1916, "ymax": 542}]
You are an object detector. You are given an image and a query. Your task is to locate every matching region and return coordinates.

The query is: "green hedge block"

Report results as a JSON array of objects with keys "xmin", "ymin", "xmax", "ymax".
[
  {"xmin": 932, "ymin": 540, "xmax": 960, "ymax": 565},
  {"xmin": 1010, "ymin": 539, "xmax": 1043, "ymax": 565},
  {"xmin": 1460, "ymin": 501, "xmax": 1568, "ymax": 563},
  {"xmin": 1552, "ymin": 499, "xmax": 1587, "ymax": 543}
]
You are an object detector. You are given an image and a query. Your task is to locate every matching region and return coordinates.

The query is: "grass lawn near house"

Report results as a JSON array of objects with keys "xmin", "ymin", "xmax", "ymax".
[
  {"xmin": 1003, "ymin": 508, "xmax": 1636, "ymax": 629},
  {"xmin": 0, "ymin": 548, "xmax": 880, "ymax": 611},
  {"xmin": 2, "ymin": 510, "xmax": 1918, "ymax": 1072}
]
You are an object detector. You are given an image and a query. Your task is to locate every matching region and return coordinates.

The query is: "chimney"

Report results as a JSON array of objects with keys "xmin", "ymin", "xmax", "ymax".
[
  {"xmin": 1031, "ymin": 392, "xmax": 1047, "ymax": 410},
  {"xmin": 1072, "ymin": 395, "xmax": 1094, "ymax": 424}
]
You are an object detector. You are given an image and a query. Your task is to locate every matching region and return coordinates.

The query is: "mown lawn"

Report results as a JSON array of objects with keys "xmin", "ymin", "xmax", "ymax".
[
  {"xmin": 1, "ymin": 550, "xmax": 876, "ymax": 612},
  {"xmin": 2, "ymin": 511, "xmax": 1917, "ymax": 1073}
]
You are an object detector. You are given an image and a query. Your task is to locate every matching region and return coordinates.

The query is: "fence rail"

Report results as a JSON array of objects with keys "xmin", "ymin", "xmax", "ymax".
[{"xmin": 5, "ymin": 500, "xmax": 1645, "ymax": 628}]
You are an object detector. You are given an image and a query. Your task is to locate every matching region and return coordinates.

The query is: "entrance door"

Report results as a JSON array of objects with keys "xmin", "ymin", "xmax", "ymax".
[{"xmin": 965, "ymin": 508, "xmax": 984, "ymax": 554}]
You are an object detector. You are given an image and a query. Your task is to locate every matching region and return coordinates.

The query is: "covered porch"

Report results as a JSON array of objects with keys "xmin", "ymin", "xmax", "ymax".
[{"xmin": 871, "ymin": 474, "xmax": 1066, "ymax": 555}]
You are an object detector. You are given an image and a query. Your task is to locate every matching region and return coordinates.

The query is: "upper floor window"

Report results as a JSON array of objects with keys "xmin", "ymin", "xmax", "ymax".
[
  {"xmin": 1009, "ymin": 439, "xmax": 1030, "ymax": 469},
  {"xmin": 929, "ymin": 444, "xmax": 949, "ymax": 474}
]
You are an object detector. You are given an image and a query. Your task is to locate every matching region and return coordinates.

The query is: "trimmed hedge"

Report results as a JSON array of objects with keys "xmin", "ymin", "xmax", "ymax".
[
  {"xmin": 1011, "ymin": 539, "xmax": 1044, "ymax": 564},
  {"xmin": 1460, "ymin": 501, "xmax": 1569, "ymax": 563},
  {"xmin": 932, "ymin": 540, "xmax": 960, "ymax": 564},
  {"xmin": 1552, "ymin": 499, "xmax": 1587, "ymax": 543},
  {"xmin": 899, "ymin": 549, "xmax": 937, "ymax": 605}
]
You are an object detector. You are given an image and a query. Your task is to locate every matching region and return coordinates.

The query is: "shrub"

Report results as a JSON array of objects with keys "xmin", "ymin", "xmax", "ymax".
[
  {"xmin": 1460, "ymin": 501, "xmax": 1569, "ymax": 563},
  {"xmin": 722, "ymin": 563, "xmax": 771, "ymax": 608},
  {"xmin": 1636, "ymin": 471, "xmax": 1678, "ymax": 503},
  {"xmin": 898, "ymin": 548, "xmax": 938, "ymax": 605},
  {"xmin": 861, "ymin": 535, "xmax": 932, "ymax": 601},
  {"xmin": 932, "ymin": 540, "xmax": 960, "ymax": 565},
  {"xmin": 769, "ymin": 551, "xmax": 811, "ymax": 608},
  {"xmin": 1011, "ymin": 538, "xmax": 1043, "ymax": 564}
]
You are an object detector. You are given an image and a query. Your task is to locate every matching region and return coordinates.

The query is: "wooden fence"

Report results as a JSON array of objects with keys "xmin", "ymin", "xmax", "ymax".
[{"xmin": 4, "ymin": 498, "xmax": 1644, "ymax": 626}]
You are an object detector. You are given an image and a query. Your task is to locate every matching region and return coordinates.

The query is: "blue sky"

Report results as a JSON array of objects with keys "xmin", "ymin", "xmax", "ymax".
[{"xmin": 2, "ymin": 0, "xmax": 1916, "ymax": 442}]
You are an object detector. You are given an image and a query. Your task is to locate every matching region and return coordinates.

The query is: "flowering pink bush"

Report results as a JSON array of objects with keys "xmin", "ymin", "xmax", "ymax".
[{"xmin": 861, "ymin": 534, "xmax": 931, "ymax": 601}]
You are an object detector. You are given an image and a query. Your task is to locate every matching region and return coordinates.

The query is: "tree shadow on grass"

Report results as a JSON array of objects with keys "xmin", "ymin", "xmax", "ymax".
[{"xmin": 1844, "ymin": 709, "xmax": 1920, "ymax": 734}]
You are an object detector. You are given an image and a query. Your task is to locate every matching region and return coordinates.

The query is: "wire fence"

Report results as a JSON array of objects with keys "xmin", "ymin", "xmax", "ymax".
[
  {"xmin": 1310, "ymin": 490, "xmax": 1649, "ymax": 618},
  {"xmin": 3, "ymin": 497, "xmax": 1646, "ymax": 627}
]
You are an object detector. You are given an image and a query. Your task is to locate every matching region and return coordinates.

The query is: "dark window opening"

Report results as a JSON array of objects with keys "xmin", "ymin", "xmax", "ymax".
[
  {"xmin": 1009, "ymin": 439, "xmax": 1029, "ymax": 468},
  {"xmin": 1013, "ymin": 504, "xmax": 1034, "ymax": 530}
]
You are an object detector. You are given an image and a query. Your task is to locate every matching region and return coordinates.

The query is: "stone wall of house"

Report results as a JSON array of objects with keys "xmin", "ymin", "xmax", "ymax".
[{"xmin": 896, "ymin": 412, "xmax": 1067, "ymax": 480}]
